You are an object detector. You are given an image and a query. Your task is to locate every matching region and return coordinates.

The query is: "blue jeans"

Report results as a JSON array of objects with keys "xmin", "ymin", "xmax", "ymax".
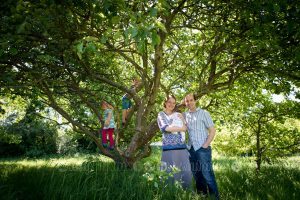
[{"xmin": 189, "ymin": 146, "xmax": 219, "ymax": 199}]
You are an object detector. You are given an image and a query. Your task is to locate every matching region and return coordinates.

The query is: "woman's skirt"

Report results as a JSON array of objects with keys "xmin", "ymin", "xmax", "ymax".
[{"xmin": 161, "ymin": 148, "xmax": 193, "ymax": 189}]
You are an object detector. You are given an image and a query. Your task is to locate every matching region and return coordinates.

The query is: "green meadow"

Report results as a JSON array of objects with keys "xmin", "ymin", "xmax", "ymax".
[{"xmin": 0, "ymin": 148, "xmax": 299, "ymax": 200}]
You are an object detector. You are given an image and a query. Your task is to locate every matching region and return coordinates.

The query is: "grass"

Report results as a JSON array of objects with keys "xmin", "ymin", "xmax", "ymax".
[
  {"xmin": 0, "ymin": 149, "xmax": 299, "ymax": 200},
  {"xmin": 214, "ymin": 155, "xmax": 300, "ymax": 200}
]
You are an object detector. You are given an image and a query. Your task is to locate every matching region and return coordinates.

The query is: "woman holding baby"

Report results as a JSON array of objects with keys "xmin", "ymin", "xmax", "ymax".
[{"xmin": 157, "ymin": 94, "xmax": 192, "ymax": 189}]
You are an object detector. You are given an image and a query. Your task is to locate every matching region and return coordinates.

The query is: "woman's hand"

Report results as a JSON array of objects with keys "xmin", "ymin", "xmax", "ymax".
[{"xmin": 181, "ymin": 124, "xmax": 187, "ymax": 132}]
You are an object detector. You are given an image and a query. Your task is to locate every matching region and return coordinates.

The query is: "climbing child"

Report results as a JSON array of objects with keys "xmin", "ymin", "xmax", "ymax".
[
  {"xmin": 101, "ymin": 100, "xmax": 115, "ymax": 150},
  {"xmin": 121, "ymin": 76, "xmax": 140, "ymax": 126}
]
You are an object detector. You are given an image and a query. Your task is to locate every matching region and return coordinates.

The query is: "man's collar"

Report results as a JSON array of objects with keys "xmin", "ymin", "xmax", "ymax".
[{"xmin": 188, "ymin": 108, "xmax": 200, "ymax": 113}]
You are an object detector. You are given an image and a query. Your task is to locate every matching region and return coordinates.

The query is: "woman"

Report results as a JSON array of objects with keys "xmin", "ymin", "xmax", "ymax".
[{"xmin": 157, "ymin": 95, "xmax": 192, "ymax": 189}]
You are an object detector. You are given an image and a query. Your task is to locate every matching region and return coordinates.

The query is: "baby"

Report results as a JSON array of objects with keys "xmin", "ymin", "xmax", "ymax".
[{"xmin": 169, "ymin": 113, "xmax": 185, "ymax": 142}]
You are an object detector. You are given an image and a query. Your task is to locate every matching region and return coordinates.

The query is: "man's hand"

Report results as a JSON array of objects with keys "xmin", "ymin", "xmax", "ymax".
[{"xmin": 202, "ymin": 126, "xmax": 216, "ymax": 148}]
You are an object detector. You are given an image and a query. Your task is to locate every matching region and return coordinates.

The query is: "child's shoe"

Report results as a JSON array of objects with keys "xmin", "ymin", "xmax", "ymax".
[
  {"xmin": 108, "ymin": 146, "xmax": 114, "ymax": 150},
  {"xmin": 102, "ymin": 143, "xmax": 108, "ymax": 148}
]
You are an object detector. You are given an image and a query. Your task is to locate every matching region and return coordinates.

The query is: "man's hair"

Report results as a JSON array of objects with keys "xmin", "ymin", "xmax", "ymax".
[{"xmin": 185, "ymin": 93, "xmax": 196, "ymax": 101}]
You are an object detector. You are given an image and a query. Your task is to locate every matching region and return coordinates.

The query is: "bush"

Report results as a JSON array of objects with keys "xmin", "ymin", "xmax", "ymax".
[{"xmin": 0, "ymin": 117, "xmax": 58, "ymax": 158}]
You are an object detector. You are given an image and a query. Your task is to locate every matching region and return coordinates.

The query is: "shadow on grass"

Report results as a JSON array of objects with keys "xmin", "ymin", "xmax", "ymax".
[
  {"xmin": 0, "ymin": 156, "xmax": 197, "ymax": 200},
  {"xmin": 1, "ymin": 154, "xmax": 299, "ymax": 200}
]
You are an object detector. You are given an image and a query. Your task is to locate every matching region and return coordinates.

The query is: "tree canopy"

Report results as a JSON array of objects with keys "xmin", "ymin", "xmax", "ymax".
[{"xmin": 1, "ymin": 0, "xmax": 299, "ymax": 167}]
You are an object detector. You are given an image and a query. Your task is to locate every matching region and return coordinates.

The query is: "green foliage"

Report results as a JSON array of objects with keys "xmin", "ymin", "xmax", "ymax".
[
  {"xmin": 1, "ymin": 116, "xmax": 58, "ymax": 157},
  {"xmin": 0, "ymin": 99, "xmax": 58, "ymax": 157},
  {"xmin": 0, "ymin": 0, "xmax": 299, "ymax": 165},
  {"xmin": 212, "ymin": 77, "xmax": 300, "ymax": 169}
]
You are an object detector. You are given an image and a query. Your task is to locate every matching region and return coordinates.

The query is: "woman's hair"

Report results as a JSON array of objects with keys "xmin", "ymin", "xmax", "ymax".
[{"xmin": 163, "ymin": 94, "xmax": 176, "ymax": 108}]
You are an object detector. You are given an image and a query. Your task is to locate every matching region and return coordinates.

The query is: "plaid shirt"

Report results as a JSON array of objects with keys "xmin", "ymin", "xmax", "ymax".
[{"xmin": 184, "ymin": 108, "xmax": 214, "ymax": 151}]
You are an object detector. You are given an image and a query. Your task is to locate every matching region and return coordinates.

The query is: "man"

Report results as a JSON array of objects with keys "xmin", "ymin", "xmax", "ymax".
[{"xmin": 184, "ymin": 93, "xmax": 219, "ymax": 199}]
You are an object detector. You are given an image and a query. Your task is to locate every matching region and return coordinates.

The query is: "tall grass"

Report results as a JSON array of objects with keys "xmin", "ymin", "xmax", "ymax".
[
  {"xmin": 214, "ymin": 156, "xmax": 300, "ymax": 200},
  {"xmin": 0, "ymin": 153, "xmax": 196, "ymax": 200},
  {"xmin": 0, "ymin": 150, "xmax": 299, "ymax": 200}
]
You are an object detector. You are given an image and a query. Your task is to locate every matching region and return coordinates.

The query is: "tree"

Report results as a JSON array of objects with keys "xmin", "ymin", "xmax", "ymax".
[
  {"xmin": 1, "ymin": 0, "xmax": 299, "ymax": 167},
  {"xmin": 211, "ymin": 77, "xmax": 300, "ymax": 171},
  {"xmin": 240, "ymin": 99, "xmax": 299, "ymax": 171}
]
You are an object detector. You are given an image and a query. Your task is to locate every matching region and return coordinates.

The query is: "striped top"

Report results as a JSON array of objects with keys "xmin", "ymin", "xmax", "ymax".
[
  {"xmin": 103, "ymin": 109, "xmax": 115, "ymax": 129},
  {"xmin": 157, "ymin": 111, "xmax": 186, "ymax": 151},
  {"xmin": 184, "ymin": 108, "xmax": 214, "ymax": 151}
]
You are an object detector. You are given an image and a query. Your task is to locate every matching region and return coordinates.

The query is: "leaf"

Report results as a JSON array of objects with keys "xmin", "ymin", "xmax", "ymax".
[
  {"xmin": 86, "ymin": 42, "xmax": 96, "ymax": 52},
  {"xmin": 11, "ymin": 48, "xmax": 18, "ymax": 56},
  {"xmin": 100, "ymin": 35, "xmax": 107, "ymax": 44},
  {"xmin": 273, "ymin": 4, "xmax": 280, "ymax": 12},
  {"xmin": 137, "ymin": 40, "xmax": 145, "ymax": 53},
  {"xmin": 84, "ymin": 36, "xmax": 99, "ymax": 42},
  {"xmin": 77, "ymin": 53, "xmax": 82, "ymax": 59},
  {"xmin": 131, "ymin": 27, "xmax": 139, "ymax": 38},
  {"xmin": 151, "ymin": 32, "xmax": 161, "ymax": 46},
  {"xmin": 155, "ymin": 21, "xmax": 167, "ymax": 33},
  {"xmin": 76, "ymin": 42, "xmax": 83, "ymax": 60},
  {"xmin": 76, "ymin": 42, "xmax": 84, "ymax": 53},
  {"xmin": 150, "ymin": 8, "xmax": 158, "ymax": 17},
  {"xmin": 17, "ymin": 21, "xmax": 27, "ymax": 33},
  {"xmin": 111, "ymin": 16, "xmax": 120, "ymax": 24}
]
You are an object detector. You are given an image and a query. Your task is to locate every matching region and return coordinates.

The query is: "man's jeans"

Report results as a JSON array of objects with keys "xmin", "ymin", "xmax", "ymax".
[{"xmin": 189, "ymin": 146, "xmax": 219, "ymax": 199}]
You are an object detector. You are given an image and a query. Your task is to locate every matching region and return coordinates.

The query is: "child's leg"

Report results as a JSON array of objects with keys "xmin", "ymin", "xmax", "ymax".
[
  {"xmin": 122, "ymin": 98, "xmax": 132, "ymax": 124},
  {"xmin": 122, "ymin": 109, "xmax": 127, "ymax": 123},
  {"xmin": 108, "ymin": 128, "xmax": 115, "ymax": 148},
  {"xmin": 101, "ymin": 129, "xmax": 108, "ymax": 146}
]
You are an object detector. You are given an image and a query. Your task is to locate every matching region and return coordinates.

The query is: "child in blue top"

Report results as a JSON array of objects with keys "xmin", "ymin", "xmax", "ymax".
[
  {"xmin": 101, "ymin": 101, "xmax": 115, "ymax": 149},
  {"xmin": 121, "ymin": 77, "xmax": 140, "ymax": 126}
]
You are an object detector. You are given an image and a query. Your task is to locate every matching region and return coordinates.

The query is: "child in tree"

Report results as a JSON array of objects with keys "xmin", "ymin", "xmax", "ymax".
[
  {"xmin": 101, "ymin": 100, "xmax": 115, "ymax": 149},
  {"xmin": 121, "ymin": 76, "xmax": 140, "ymax": 126}
]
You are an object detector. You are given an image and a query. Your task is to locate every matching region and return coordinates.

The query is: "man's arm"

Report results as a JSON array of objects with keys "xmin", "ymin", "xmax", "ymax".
[{"xmin": 202, "ymin": 126, "xmax": 216, "ymax": 148}]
